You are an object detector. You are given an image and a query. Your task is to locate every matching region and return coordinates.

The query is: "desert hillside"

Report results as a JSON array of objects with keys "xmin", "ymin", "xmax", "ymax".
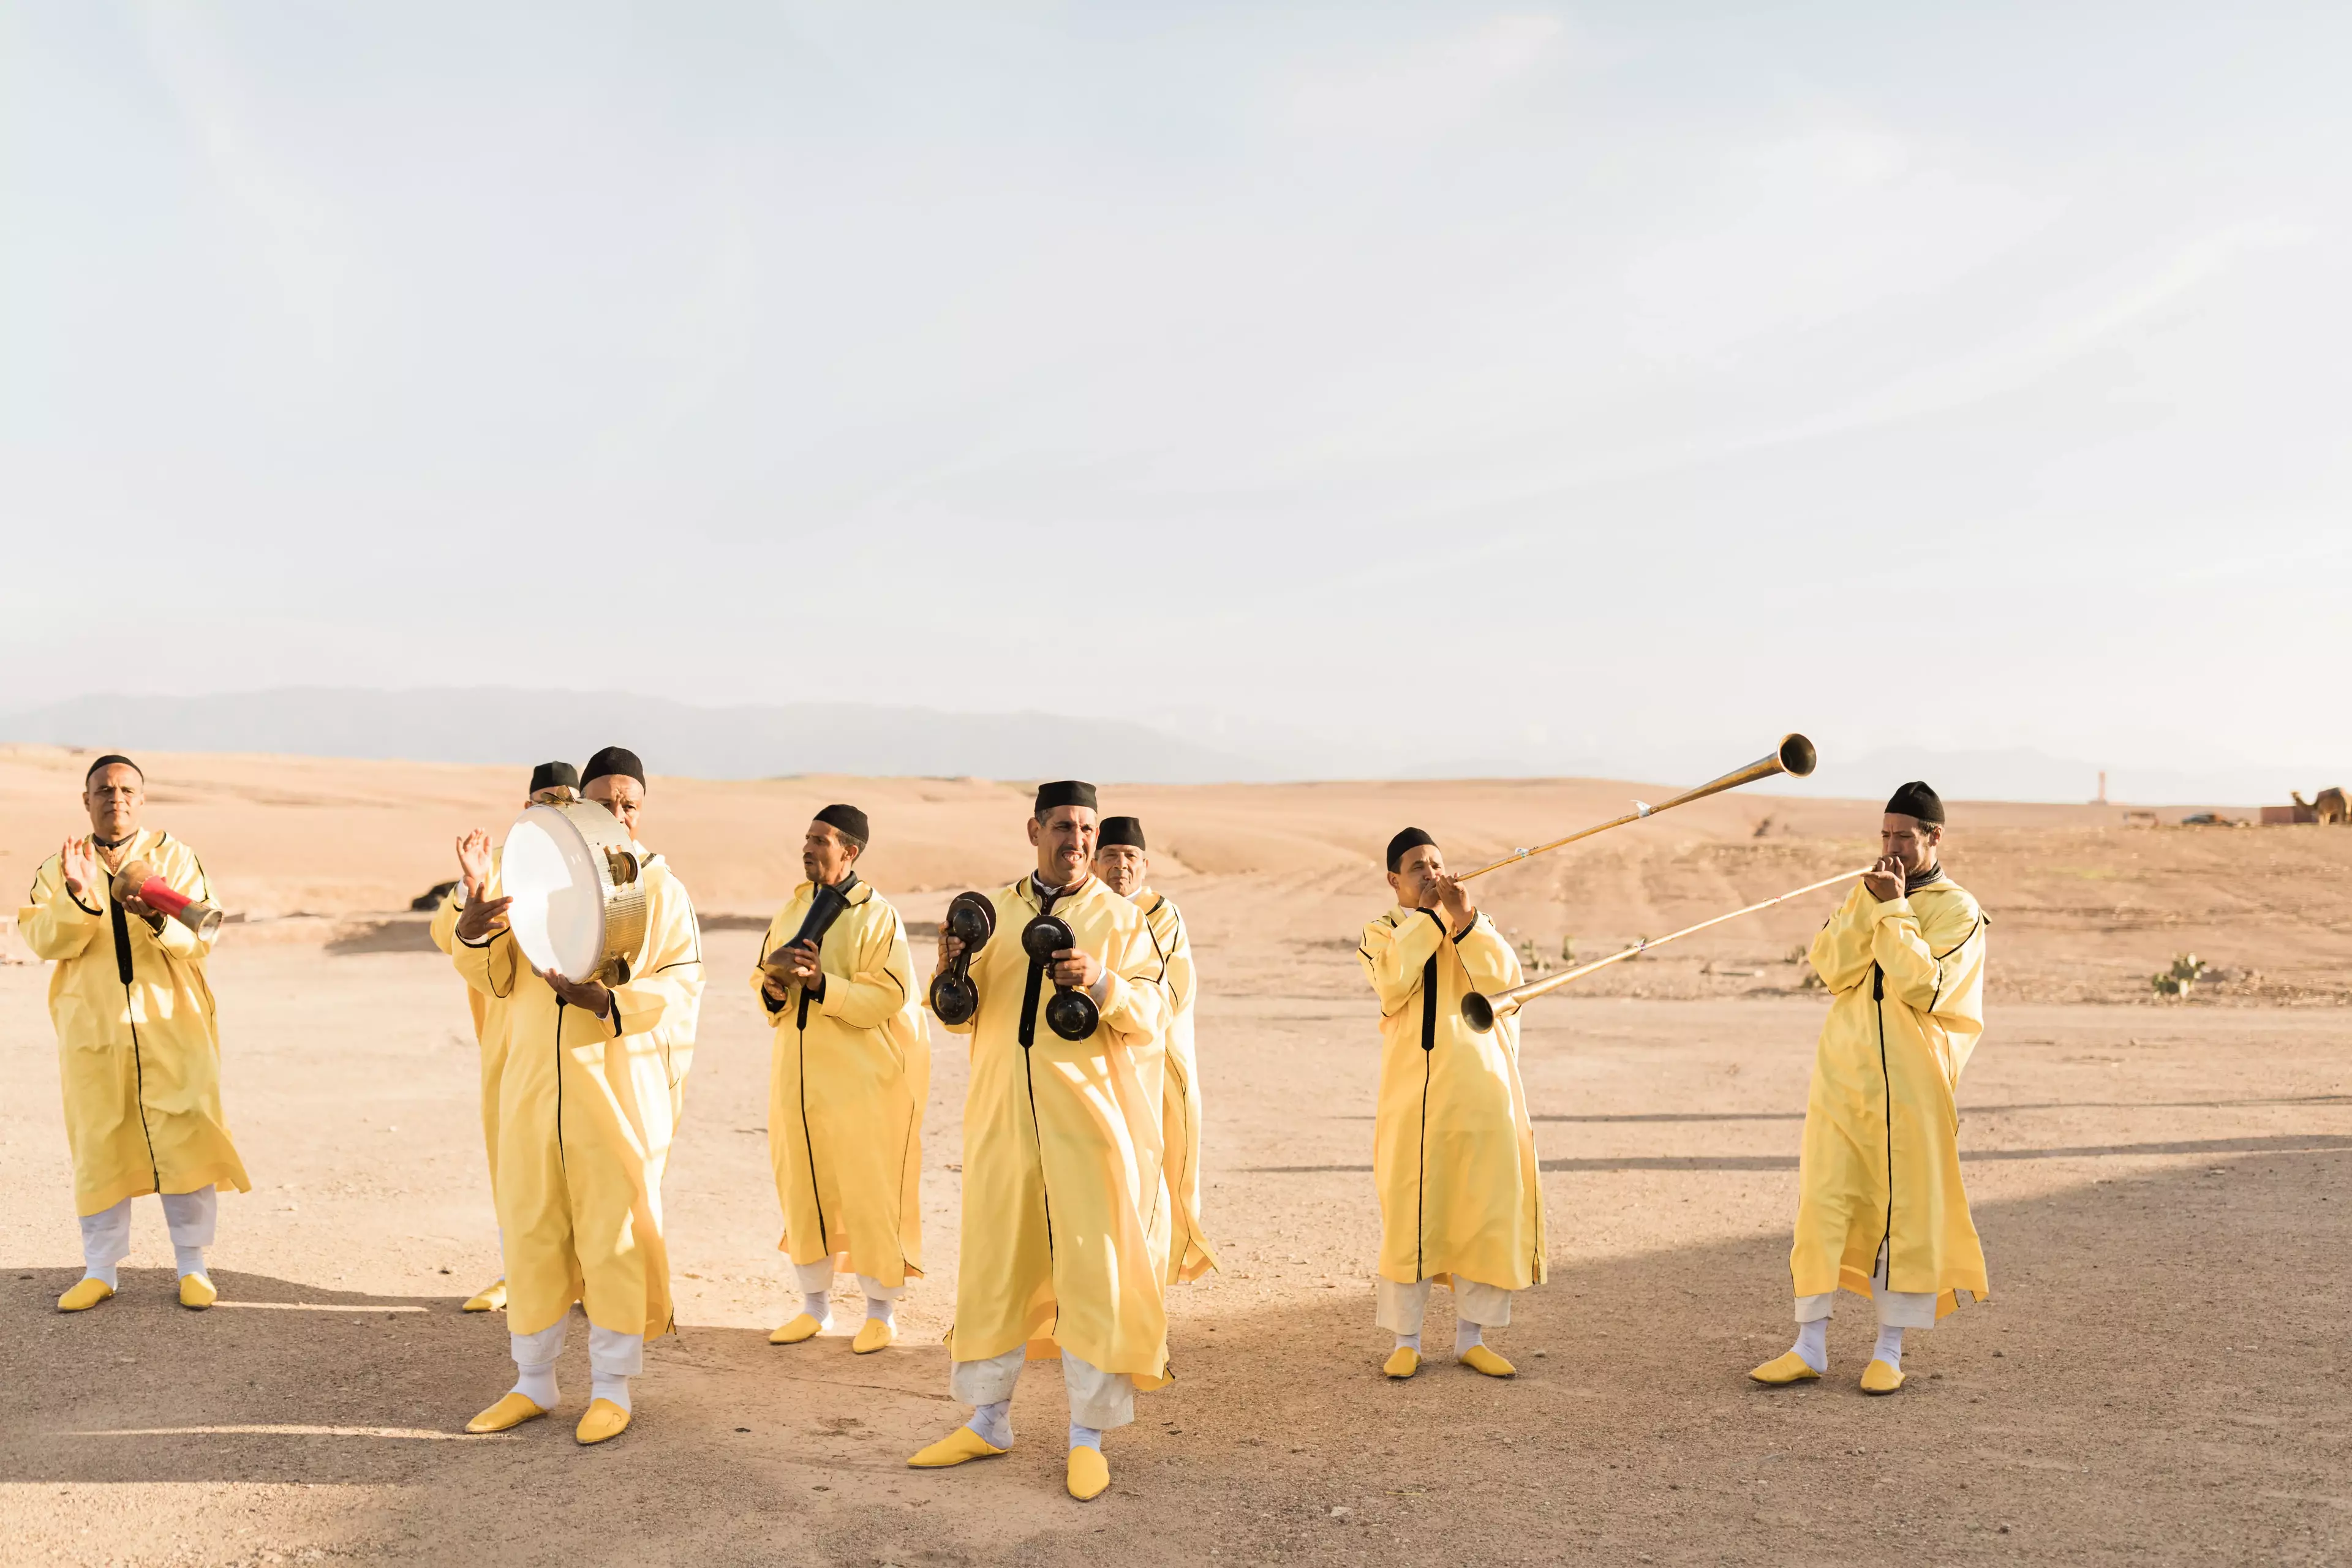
[{"xmin": 6, "ymin": 744, "xmax": 2345, "ymax": 1006}]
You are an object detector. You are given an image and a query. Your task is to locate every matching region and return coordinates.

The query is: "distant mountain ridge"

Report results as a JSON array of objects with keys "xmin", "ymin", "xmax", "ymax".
[
  {"xmin": 0, "ymin": 688, "xmax": 1257, "ymax": 784},
  {"xmin": 0, "ymin": 689, "xmax": 2324, "ymax": 804}
]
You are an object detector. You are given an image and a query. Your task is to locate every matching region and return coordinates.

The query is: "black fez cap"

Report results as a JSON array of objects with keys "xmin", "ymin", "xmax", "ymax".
[
  {"xmin": 813, "ymin": 803, "xmax": 870, "ymax": 848},
  {"xmin": 1884, "ymin": 780, "xmax": 1945, "ymax": 824},
  {"xmin": 582, "ymin": 746, "xmax": 646, "ymax": 789},
  {"xmin": 1386, "ymin": 826, "xmax": 1436, "ymax": 872},
  {"xmin": 529, "ymin": 760, "xmax": 579, "ymax": 795},
  {"xmin": 85, "ymin": 753, "xmax": 143, "ymax": 783},
  {"xmin": 1098, "ymin": 816, "xmax": 1146, "ymax": 851},
  {"xmin": 1033, "ymin": 780, "xmax": 1098, "ymax": 817}
]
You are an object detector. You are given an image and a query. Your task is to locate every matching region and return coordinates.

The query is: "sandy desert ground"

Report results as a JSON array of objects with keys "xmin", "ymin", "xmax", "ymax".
[{"xmin": 3, "ymin": 743, "xmax": 2350, "ymax": 1566}]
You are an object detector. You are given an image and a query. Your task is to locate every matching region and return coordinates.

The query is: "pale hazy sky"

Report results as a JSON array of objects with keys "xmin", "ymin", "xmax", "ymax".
[{"xmin": 4, "ymin": 3, "xmax": 2346, "ymax": 780}]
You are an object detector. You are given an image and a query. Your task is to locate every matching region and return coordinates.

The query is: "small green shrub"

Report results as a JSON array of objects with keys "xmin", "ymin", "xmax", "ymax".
[{"xmin": 2152, "ymin": 954, "xmax": 2207, "ymax": 999}]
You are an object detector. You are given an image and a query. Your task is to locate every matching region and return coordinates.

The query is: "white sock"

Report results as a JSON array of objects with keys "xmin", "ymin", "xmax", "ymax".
[
  {"xmin": 590, "ymin": 1373, "xmax": 632, "ymax": 1412},
  {"xmin": 173, "ymin": 1245, "xmax": 208, "ymax": 1279},
  {"xmin": 968, "ymin": 1399, "xmax": 1012, "ymax": 1449},
  {"xmin": 1394, "ymin": 1331, "xmax": 1421, "ymax": 1354},
  {"xmin": 87, "ymin": 1262, "xmax": 120, "ymax": 1289},
  {"xmin": 513, "ymin": 1363, "xmax": 559, "ymax": 1408},
  {"xmin": 865, "ymin": 1296, "xmax": 896, "ymax": 1330},
  {"xmin": 1792, "ymin": 1317, "xmax": 1828, "ymax": 1372},
  {"xmin": 801, "ymin": 1291, "xmax": 832, "ymax": 1326},
  {"xmin": 1069, "ymin": 1422, "xmax": 1103, "ymax": 1452},
  {"xmin": 1872, "ymin": 1324, "xmax": 1904, "ymax": 1370},
  {"xmin": 1454, "ymin": 1320, "xmax": 1483, "ymax": 1355}
]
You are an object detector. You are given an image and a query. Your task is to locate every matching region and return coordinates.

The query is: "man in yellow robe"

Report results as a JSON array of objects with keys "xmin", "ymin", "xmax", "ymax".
[
  {"xmin": 20, "ymin": 755, "xmax": 250, "ymax": 1313},
  {"xmin": 1091, "ymin": 815, "xmax": 1217, "ymax": 1284},
  {"xmin": 908, "ymin": 781, "xmax": 1170, "ymax": 1502},
  {"xmin": 1752, "ymin": 781, "xmax": 1989, "ymax": 1395},
  {"xmin": 1358, "ymin": 828, "xmax": 1545, "ymax": 1380},
  {"xmin": 428, "ymin": 760, "xmax": 581, "ymax": 1314},
  {"xmin": 756, "ymin": 803, "xmax": 929, "ymax": 1354},
  {"xmin": 453, "ymin": 747, "xmax": 704, "ymax": 1445}
]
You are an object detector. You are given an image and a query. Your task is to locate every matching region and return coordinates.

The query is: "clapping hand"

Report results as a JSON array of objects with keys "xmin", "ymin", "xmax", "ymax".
[
  {"xmin": 455, "ymin": 830, "xmax": 494, "ymax": 899},
  {"xmin": 59, "ymin": 838, "xmax": 99, "ymax": 902},
  {"xmin": 455, "ymin": 888, "xmax": 512, "ymax": 942}
]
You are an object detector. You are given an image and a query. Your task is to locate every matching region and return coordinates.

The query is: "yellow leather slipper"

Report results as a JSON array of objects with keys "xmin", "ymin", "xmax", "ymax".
[
  {"xmin": 1860, "ymin": 1358, "xmax": 1905, "ymax": 1395},
  {"xmin": 1382, "ymin": 1345, "xmax": 1421, "ymax": 1379},
  {"xmin": 768, "ymin": 1311, "xmax": 824, "ymax": 1345},
  {"xmin": 1460, "ymin": 1344, "xmax": 1516, "ymax": 1378},
  {"xmin": 178, "ymin": 1273, "xmax": 219, "ymax": 1310},
  {"xmin": 1067, "ymin": 1446, "xmax": 1110, "ymax": 1501},
  {"xmin": 466, "ymin": 1393, "xmax": 547, "ymax": 1434},
  {"xmin": 576, "ymin": 1398, "xmax": 631, "ymax": 1444},
  {"xmin": 852, "ymin": 1319, "xmax": 895, "ymax": 1354},
  {"xmin": 1749, "ymin": 1351, "xmax": 1823, "ymax": 1385},
  {"xmin": 58, "ymin": 1278, "xmax": 115, "ymax": 1313},
  {"xmin": 908, "ymin": 1427, "xmax": 1009, "ymax": 1468},
  {"xmin": 462, "ymin": 1279, "xmax": 508, "ymax": 1313}
]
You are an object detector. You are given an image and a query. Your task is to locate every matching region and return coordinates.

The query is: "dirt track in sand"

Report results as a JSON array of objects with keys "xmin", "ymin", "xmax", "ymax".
[{"xmin": 3, "ymin": 746, "xmax": 2351, "ymax": 1563}]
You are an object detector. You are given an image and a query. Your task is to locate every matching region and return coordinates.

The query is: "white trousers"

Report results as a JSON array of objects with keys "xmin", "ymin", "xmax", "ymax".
[
  {"xmin": 80, "ymin": 1186, "xmax": 217, "ymax": 1273},
  {"xmin": 1376, "ymin": 1275, "xmax": 1514, "ymax": 1336},
  {"xmin": 793, "ymin": 1258, "xmax": 905, "ymax": 1302},
  {"xmin": 512, "ymin": 1313, "xmax": 644, "ymax": 1378},
  {"xmin": 949, "ymin": 1345, "xmax": 1133, "ymax": 1431},
  {"xmin": 1795, "ymin": 1246, "xmax": 1937, "ymax": 1330}
]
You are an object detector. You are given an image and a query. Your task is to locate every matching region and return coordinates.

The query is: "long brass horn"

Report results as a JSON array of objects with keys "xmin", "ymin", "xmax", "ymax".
[
  {"xmin": 1461, "ymin": 865, "xmax": 1870, "ymax": 1031},
  {"xmin": 1453, "ymin": 733, "xmax": 1818, "ymax": 883}
]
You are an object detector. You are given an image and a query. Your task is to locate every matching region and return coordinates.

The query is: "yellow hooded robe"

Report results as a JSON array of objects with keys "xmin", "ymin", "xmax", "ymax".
[
  {"xmin": 1795, "ymin": 875, "xmax": 1990, "ymax": 1315},
  {"xmin": 1359, "ymin": 907, "xmax": 1547, "ymax": 1293},
  {"xmin": 755, "ymin": 877, "xmax": 929, "ymax": 1289},
  {"xmin": 450, "ymin": 859, "xmax": 703, "ymax": 1340},
  {"xmin": 20, "ymin": 831, "xmax": 251, "ymax": 1216},
  {"xmin": 1139, "ymin": 889, "xmax": 1217, "ymax": 1284},
  {"xmin": 430, "ymin": 868, "xmax": 509, "ymax": 1199},
  {"xmin": 932, "ymin": 875, "xmax": 1171, "ymax": 1381}
]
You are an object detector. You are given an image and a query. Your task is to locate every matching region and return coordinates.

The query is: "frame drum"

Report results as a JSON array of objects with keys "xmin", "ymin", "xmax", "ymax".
[{"xmin": 500, "ymin": 801, "xmax": 649, "ymax": 983}]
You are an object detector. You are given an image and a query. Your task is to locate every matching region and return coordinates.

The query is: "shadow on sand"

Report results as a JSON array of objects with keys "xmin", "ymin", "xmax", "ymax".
[{"xmin": 6, "ymin": 1145, "xmax": 2349, "ymax": 1565}]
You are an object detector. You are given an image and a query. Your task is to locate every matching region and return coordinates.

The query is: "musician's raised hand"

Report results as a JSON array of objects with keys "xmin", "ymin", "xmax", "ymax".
[
  {"xmin": 540, "ymin": 967, "xmax": 612, "ymax": 1018},
  {"xmin": 455, "ymin": 830, "xmax": 494, "ymax": 898},
  {"xmin": 1862, "ymin": 854, "xmax": 1906, "ymax": 903},
  {"xmin": 455, "ymin": 892, "xmax": 512, "ymax": 942},
  {"xmin": 59, "ymin": 837, "xmax": 99, "ymax": 902},
  {"xmin": 780, "ymin": 941, "xmax": 823, "ymax": 985},
  {"xmin": 938, "ymin": 933, "xmax": 965, "ymax": 968}
]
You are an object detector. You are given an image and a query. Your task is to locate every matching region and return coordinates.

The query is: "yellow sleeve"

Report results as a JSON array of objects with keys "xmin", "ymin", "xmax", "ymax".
[
  {"xmin": 452, "ymin": 919, "xmax": 520, "ymax": 1000},
  {"xmin": 428, "ymin": 886, "xmax": 462, "ymax": 957},
  {"xmin": 604, "ymin": 873, "xmax": 703, "ymax": 1038},
  {"xmin": 812, "ymin": 903, "xmax": 916, "ymax": 1030},
  {"xmin": 1806, "ymin": 884, "xmax": 1877, "ymax": 993},
  {"xmin": 750, "ymin": 911, "xmax": 792, "ymax": 1022},
  {"xmin": 146, "ymin": 840, "xmax": 217, "ymax": 961},
  {"xmin": 1451, "ymin": 913, "xmax": 1521, "ymax": 993},
  {"xmin": 1358, "ymin": 910, "xmax": 1445, "ymax": 1016},
  {"xmin": 1872, "ymin": 891, "xmax": 1987, "ymax": 1020},
  {"xmin": 1095, "ymin": 914, "xmax": 1168, "ymax": 1052},
  {"xmin": 1150, "ymin": 900, "xmax": 1197, "ymax": 1016},
  {"xmin": 18, "ymin": 855, "xmax": 103, "ymax": 962}
]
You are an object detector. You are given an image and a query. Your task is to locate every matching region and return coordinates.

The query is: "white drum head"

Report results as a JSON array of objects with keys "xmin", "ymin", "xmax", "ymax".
[{"xmin": 502, "ymin": 805, "xmax": 607, "ymax": 981}]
